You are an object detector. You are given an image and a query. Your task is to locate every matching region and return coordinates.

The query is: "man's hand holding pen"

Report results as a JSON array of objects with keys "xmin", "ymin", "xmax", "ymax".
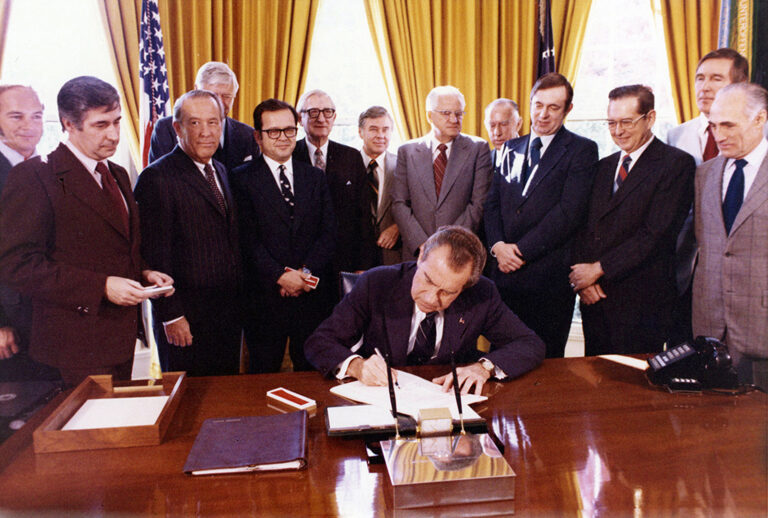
[
  {"xmin": 347, "ymin": 354, "xmax": 399, "ymax": 387},
  {"xmin": 433, "ymin": 362, "xmax": 491, "ymax": 396}
]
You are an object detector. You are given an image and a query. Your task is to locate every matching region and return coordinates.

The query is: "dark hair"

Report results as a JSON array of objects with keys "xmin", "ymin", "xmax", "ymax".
[
  {"xmin": 252, "ymin": 99, "xmax": 299, "ymax": 131},
  {"xmin": 531, "ymin": 73, "xmax": 574, "ymax": 107},
  {"xmin": 420, "ymin": 226, "xmax": 486, "ymax": 288},
  {"xmin": 358, "ymin": 106, "xmax": 392, "ymax": 128},
  {"xmin": 697, "ymin": 48, "xmax": 749, "ymax": 83},
  {"xmin": 172, "ymin": 90, "xmax": 225, "ymax": 123},
  {"xmin": 57, "ymin": 76, "xmax": 120, "ymax": 131},
  {"xmin": 608, "ymin": 84, "xmax": 655, "ymax": 114}
]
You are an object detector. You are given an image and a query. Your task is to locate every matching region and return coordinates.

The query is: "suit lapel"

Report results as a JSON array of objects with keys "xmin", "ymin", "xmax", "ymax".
[
  {"xmin": 414, "ymin": 138, "xmax": 438, "ymax": 206},
  {"xmin": 383, "ymin": 266, "xmax": 417, "ymax": 365},
  {"xmin": 730, "ymin": 152, "xmax": 768, "ymax": 235},
  {"xmin": 376, "ymin": 152, "xmax": 396, "ymax": 225},
  {"xmin": 523, "ymin": 128, "xmax": 568, "ymax": 198},
  {"xmin": 705, "ymin": 157, "xmax": 728, "ymax": 236},
  {"xmin": 51, "ymin": 144, "xmax": 129, "ymax": 239},
  {"xmin": 603, "ymin": 138, "xmax": 661, "ymax": 215},
  {"xmin": 255, "ymin": 157, "xmax": 293, "ymax": 226},
  {"xmin": 437, "ymin": 134, "xmax": 471, "ymax": 207}
]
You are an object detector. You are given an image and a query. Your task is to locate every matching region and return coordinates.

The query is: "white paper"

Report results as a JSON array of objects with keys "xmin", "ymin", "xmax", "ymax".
[
  {"xmin": 326, "ymin": 404, "xmax": 396, "ymax": 431},
  {"xmin": 599, "ymin": 354, "xmax": 649, "ymax": 371},
  {"xmin": 330, "ymin": 370, "xmax": 486, "ymax": 420},
  {"xmin": 62, "ymin": 395, "xmax": 169, "ymax": 430}
]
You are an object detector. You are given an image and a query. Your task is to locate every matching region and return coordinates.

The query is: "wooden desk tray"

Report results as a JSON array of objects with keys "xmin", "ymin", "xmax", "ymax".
[{"xmin": 32, "ymin": 372, "xmax": 186, "ymax": 453}]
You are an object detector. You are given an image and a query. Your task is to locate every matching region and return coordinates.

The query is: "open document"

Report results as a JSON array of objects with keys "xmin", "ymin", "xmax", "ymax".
[{"xmin": 330, "ymin": 370, "xmax": 487, "ymax": 421}]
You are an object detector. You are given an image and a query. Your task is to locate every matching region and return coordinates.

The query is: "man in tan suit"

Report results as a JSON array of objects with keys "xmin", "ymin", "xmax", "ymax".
[{"xmin": 693, "ymin": 82, "xmax": 768, "ymax": 389}]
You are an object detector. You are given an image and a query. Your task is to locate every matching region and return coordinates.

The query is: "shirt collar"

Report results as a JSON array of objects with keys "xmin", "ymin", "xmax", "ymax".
[
  {"xmin": 64, "ymin": 139, "xmax": 107, "ymax": 174},
  {"xmin": 0, "ymin": 140, "xmax": 35, "ymax": 167},
  {"xmin": 696, "ymin": 112, "xmax": 710, "ymax": 137},
  {"xmin": 361, "ymin": 149, "xmax": 385, "ymax": 171},
  {"xmin": 305, "ymin": 138, "xmax": 329, "ymax": 160},
  {"xmin": 727, "ymin": 137, "xmax": 768, "ymax": 170},
  {"xmin": 622, "ymin": 134, "xmax": 655, "ymax": 166},
  {"xmin": 529, "ymin": 129, "xmax": 556, "ymax": 155},
  {"xmin": 263, "ymin": 154, "xmax": 293, "ymax": 174},
  {"xmin": 428, "ymin": 131, "xmax": 454, "ymax": 153}
]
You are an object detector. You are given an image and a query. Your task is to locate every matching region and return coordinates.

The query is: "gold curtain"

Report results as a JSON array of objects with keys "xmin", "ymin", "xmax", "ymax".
[
  {"xmin": 98, "ymin": 0, "xmax": 142, "ymax": 172},
  {"xmin": 657, "ymin": 0, "xmax": 721, "ymax": 124},
  {"xmin": 365, "ymin": 0, "xmax": 592, "ymax": 141},
  {"xmin": 0, "ymin": 0, "xmax": 13, "ymax": 73},
  {"xmin": 551, "ymin": 0, "xmax": 593, "ymax": 85},
  {"xmin": 159, "ymin": 0, "xmax": 319, "ymax": 126}
]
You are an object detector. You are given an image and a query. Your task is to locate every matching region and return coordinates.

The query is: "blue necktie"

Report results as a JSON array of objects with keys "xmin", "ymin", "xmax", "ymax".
[
  {"xmin": 521, "ymin": 137, "xmax": 542, "ymax": 187},
  {"xmin": 723, "ymin": 158, "xmax": 746, "ymax": 234}
]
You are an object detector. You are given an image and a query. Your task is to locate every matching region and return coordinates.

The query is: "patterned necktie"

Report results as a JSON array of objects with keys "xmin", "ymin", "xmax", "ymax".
[
  {"xmin": 96, "ymin": 162, "xmax": 129, "ymax": 234},
  {"xmin": 433, "ymin": 143, "xmax": 447, "ymax": 197},
  {"xmin": 703, "ymin": 125, "xmax": 718, "ymax": 162},
  {"xmin": 367, "ymin": 160, "xmax": 379, "ymax": 225},
  {"xmin": 521, "ymin": 137, "xmax": 542, "ymax": 187},
  {"xmin": 408, "ymin": 312, "xmax": 438, "ymax": 365},
  {"xmin": 278, "ymin": 165, "xmax": 295, "ymax": 217},
  {"xmin": 314, "ymin": 147, "xmax": 326, "ymax": 171},
  {"xmin": 615, "ymin": 155, "xmax": 632, "ymax": 192},
  {"xmin": 203, "ymin": 163, "xmax": 227, "ymax": 213},
  {"xmin": 723, "ymin": 158, "xmax": 746, "ymax": 234}
]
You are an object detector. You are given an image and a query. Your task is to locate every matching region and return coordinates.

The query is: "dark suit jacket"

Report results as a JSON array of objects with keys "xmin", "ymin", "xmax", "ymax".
[
  {"xmin": 230, "ymin": 155, "xmax": 336, "ymax": 296},
  {"xmin": 133, "ymin": 146, "xmax": 243, "ymax": 323},
  {"xmin": 294, "ymin": 138, "xmax": 376, "ymax": 272},
  {"xmin": 148, "ymin": 116, "xmax": 259, "ymax": 172},
  {"xmin": 304, "ymin": 262, "xmax": 545, "ymax": 379},
  {"xmin": 573, "ymin": 138, "xmax": 695, "ymax": 324},
  {"xmin": 0, "ymin": 152, "xmax": 15, "ymax": 329},
  {"xmin": 484, "ymin": 127, "xmax": 598, "ymax": 293},
  {"xmin": 0, "ymin": 144, "xmax": 144, "ymax": 369}
]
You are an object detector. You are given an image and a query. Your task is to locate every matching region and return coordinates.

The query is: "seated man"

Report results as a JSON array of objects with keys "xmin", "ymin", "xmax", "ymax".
[{"xmin": 304, "ymin": 226, "xmax": 545, "ymax": 394}]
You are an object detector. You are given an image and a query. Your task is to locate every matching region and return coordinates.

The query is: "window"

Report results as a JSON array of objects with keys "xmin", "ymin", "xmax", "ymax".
[
  {"xmin": 568, "ymin": 0, "xmax": 676, "ymax": 158},
  {"xmin": 1, "ymin": 0, "xmax": 134, "ymax": 174},
  {"xmin": 302, "ymin": 0, "xmax": 403, "ymax": 149}
]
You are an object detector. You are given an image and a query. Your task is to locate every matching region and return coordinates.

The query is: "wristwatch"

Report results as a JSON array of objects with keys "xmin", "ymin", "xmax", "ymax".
[{"xmin": 479, "ymin": 358, "xmax": 495, "ymax": 374}]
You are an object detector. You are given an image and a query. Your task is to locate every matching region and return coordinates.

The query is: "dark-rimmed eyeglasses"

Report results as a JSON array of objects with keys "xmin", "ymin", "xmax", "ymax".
[
  {"xmin": 605, "ymin": 114, "xmax": 647, "ymax": 131},
  {"xmin": 301, "ymin": 108, "xmax": 336, "ymax": 119},
  {"xmin": 260, "ymin": 127, "xmax": 298, "ymax": 139}
]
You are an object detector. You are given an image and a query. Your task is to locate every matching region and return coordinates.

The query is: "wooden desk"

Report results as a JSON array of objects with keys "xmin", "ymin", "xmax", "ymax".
[{"xmin": 0, "ymin": 357, "xmax": 765, "ymax": 516}]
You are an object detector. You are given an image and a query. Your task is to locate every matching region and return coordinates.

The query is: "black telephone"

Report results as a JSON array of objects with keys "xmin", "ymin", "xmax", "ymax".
[{"xmin": 647, "ymin": 336, "xmax": 739, "ymax": 390}]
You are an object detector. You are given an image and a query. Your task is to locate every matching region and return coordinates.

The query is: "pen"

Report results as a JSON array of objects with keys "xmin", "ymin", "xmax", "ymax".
[
  {"xmin": 374, "ymin": 347, "xmax": 400, "ymax": 388},
  {"xmin": 450, "ymin": 348, "xmax": 466, "ymax": 435},
  {"xmin": 375, "ymin": 346, "xmax": 400, "ymax": 438}
]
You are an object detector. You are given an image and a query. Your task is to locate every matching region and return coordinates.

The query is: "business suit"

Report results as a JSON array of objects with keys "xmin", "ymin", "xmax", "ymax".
[
  {"xmin": 231, "ymin": 156, "xmax": 336, "ymax": 373},
  {"xmin": 667, "ymin": 117, "xmax": 706, "ymax": 165},
  {"xmin": 294, "ymin": 138, "xmax": 376, "ymax": 274},
  {"xmin": 484, "ymin": 127, "xmax": 598, "ymax": 357},
  {"xmin": 573, "ymin": 138, "xmax": 695, "ymax": 355},
  {"xmin": 304, "ymin": 262, "xmax": 545, "ymax": 379},
  {"xmin": 392, "ymin": 133, "xmax": 492, "ymax": 260},
  {"xmin": 692, "ymin": 148, "xmax": 768, "ymax": 382},
  {"xmin": 148, "ymin": 116, "xmax": 258, "ymax": 171},
  {"xmin": 363, "ymin": 150, "xmax": 401, "ymax": 265},
  {"xmin": 134, "ymin": 146, "xmax": 244, "ymax": 376},
  {"xmin": 0, "ymin": 143, "xmax": 144, "ymax": 380}
]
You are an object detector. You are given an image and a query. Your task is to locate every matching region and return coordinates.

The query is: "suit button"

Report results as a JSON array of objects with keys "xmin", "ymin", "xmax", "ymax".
[
  {"xmin": 724, "ymin": 252, "xmax": 732, "ymax": 257},
  {"xmin": 77, "ymin": 305, "xmax": 89, "ymax": 315},
  {"xmin": 516, "ymin": 209, "xmax": 521, "ymax": 214}
]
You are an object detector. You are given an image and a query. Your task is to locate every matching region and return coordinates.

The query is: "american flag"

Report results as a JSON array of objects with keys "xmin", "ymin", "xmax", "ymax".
[
  {"xmin": 139, "ymin": 0, "xmax": 169, "ymax": 168},
  {"xmin": 537, "ymin": 0, "xmax": 556, "ymax": 78}
]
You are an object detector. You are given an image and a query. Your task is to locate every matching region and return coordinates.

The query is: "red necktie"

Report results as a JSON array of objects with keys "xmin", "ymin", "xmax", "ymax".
[
  {"xmin": 703, "ymin": 125, "xmax": 718, "ymax": 162},
  {"xmin": 433, "ymin": 143, "xmax": 447, "ymax": 197},
  {"xmin": 204, "ymin": 163, "xmax": 227, "ymax": 213},
  {"xmin": 96, "ymin": 162, "xmax": 129, "ymax": 234}
]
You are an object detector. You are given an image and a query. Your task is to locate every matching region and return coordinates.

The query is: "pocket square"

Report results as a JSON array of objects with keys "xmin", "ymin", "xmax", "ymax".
[{"xmin": 345, "ymin": 180, "xmax": 352, "ymax": 186}]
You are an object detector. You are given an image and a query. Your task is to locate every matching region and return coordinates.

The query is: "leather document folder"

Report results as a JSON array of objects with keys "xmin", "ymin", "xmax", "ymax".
[{"xmin": 183, "ymin": 410, "xmax": 308, "ymax": 475}]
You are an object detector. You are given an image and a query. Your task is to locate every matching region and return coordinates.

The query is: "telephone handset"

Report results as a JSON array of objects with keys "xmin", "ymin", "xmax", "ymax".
[{"xmin": 647, "ymin": 336, "xmax": 738, "ymax": 390}]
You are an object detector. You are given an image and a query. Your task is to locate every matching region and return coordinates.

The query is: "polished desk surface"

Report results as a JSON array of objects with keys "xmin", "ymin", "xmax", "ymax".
[{"xmin": 0, "ymin": 356, "xmax": 765, "ymax": 517}]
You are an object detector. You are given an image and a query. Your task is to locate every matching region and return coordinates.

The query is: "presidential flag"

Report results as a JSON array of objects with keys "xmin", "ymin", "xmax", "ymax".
[
  {"xmin": 537, "ymin": 0, "xmax": 556, "ymax": 78},
  {"xmin": 140, "ymin": 0, "xmax": 170, "ymax": 168}
]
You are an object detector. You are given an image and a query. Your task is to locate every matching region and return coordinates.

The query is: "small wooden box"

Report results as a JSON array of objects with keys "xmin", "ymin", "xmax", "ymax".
[{"xmin": 33, "ymin": 372, "xmax": 186, "ymax": 453}]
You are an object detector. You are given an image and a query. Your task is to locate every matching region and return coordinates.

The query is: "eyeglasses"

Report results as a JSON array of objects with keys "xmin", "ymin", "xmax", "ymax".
[
  {"xmin": 260, "ymin": 127, "xmax": 298, "ymax": 139},
  {"xmin": 433, "ymin": 110, "xmax": 465, "ymax": 120},
  {"xmin": 301, "ymin": 108, "xmax": 336, "ymax": 119},
  {"xmin": 605, "ymin": 114, "xmax": 647, "ymax": 131}
]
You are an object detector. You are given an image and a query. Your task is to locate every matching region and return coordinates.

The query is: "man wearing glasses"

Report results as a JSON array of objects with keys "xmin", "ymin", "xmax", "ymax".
[
  {"xmin": 484, "ymin": 73, "xmax": 597, "ymax": 358},
  {"xmin": 231, "ymin": 99, "xmax": 336, "ymax": 373},
  {"xmin": 135, "ymin": 90, "xmax": 243, "ymax": 376},
  {"xmin": 294, "ymin": 90, "xmax": 376, "ymax": 278},
  {"xmin": 392, "ymin": 85, "xmax": 492, "ymax": 262},
  {"xmin": 569, "ymin": 85, "xmax": 694, "ymax": 355}
]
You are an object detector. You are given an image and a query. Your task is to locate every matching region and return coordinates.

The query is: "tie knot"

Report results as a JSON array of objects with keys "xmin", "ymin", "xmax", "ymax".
[
  {"xmin": 734, "ymin": 158, "xmax": 747, "ymax": 170},
  {"xmin": 424, "ymin": 311, "xmax": 438, "ymax": 321},
  {"xmin": 96, "ymin": 162, "xmax": 109, "ymax": 176},
  {"xmin": 368, "ymin": 159, "xmax": 377, "ymax": 170},
  {"xmin": 204, "ymin": 163, "xmax": 214, "ymax": 174},
  {"xmin": 622, "ymin": 155, "xmax": 632, "ymax": 167},
  {"xmin": 279, "ymin": 164, "xmax": 286, "ymax": 173},
  {"xmin": 437, "ymin": 143, "xmax": 447, "ymax": 153},
  {"xmin": 532, "ymin": 137, "xmax": 542, "ymax": 150}
]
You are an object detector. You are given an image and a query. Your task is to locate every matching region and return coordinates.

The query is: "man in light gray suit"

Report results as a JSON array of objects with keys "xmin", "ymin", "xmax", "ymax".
[
  {"xmin": 359, "ymin": 106, "xmax": 400, "ymax": 265},
  {"xmin": 392, "ymin": 86, "xmax": 492, "ymax": 260},
  {"xmin": 667, "ymin": 48, "xmax": 750, "ymax": 345},
  {"xmin": 693, "ymin": 82, "xmax": 768, "ymax": 389}
]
